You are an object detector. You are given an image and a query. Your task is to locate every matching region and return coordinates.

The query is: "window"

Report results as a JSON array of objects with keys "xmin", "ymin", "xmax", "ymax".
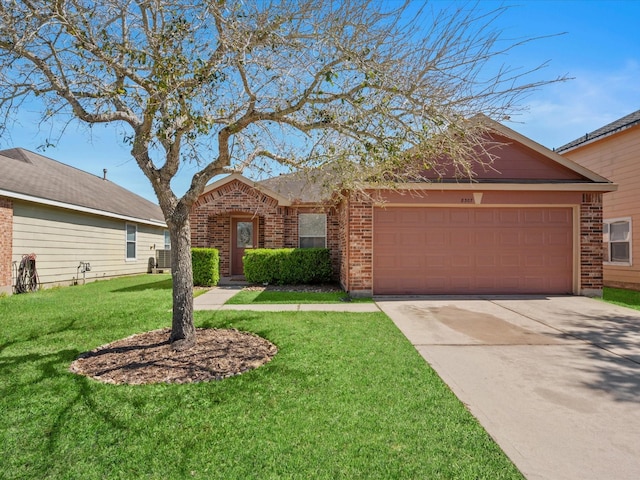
[
  {"xmin": 237, "ymin": 221, "xmax": 254, "ymax": 248},
  {"xmin": 299, "ymin": 213, "xmax": 326, "ymax": 248},
  {"xmin": 164, "ymin": 230, "xmax": 171, "ymax": 250},
  {"xmin": 604, "ymin": 218, "xmax": 632, "ymax": 265},
  {"xmin": 126, "ymin": 224, "xmax": 137, "ymax": 260}
]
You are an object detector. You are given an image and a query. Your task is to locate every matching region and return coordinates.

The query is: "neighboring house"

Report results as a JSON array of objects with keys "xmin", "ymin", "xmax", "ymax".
[
  {"xmin": 557, "ymin": 109, "xmax": 640, "ymax": 291},
  {"xmin": 191, "ymin": 116, "xmax": 616, "ymax": 296},
  {"xmin": 0, "ymin": 148, "xmax": 168, "ymax": 295}
]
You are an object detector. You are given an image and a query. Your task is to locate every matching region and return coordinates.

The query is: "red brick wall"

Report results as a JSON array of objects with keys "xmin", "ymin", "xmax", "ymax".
[
  {"xmin": 192, "ymin": 180, "xmax": 604, "ymax": 295},
  {"xmin": 190, "ymin": 180, "xmax": 340, "ymax": 277},
  {"xmin": 190, "ymin": 180, "xmax": 281, "ymax": 276},
  {"xmin": 580, "ymin": 193, "xmax": 604, "ymax": 294},
  {"xmin": 0, "ymin": 197, "xmax": 13, "ymax": 293},
  {"xmin": 336, "ymin": 191, "xmax": 604, "ymax": 296},
  {"xmin": 338, "ymin": 192, "xmax": 374, "ymax": 295},
  {"xmin": 337, "ymin": 197, "xmax": 350, "ymax": 290}
]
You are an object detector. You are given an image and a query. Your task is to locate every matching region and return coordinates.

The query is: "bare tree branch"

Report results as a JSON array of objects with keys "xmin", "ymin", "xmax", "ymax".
[{"xmin": 0, "ymin": 0, "xmax": 567, "ymax": 349}]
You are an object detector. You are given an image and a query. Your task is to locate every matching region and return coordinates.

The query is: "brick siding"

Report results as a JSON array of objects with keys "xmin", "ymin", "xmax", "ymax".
[
  {"xmin": 190, "ymin": 179, "xmax": 340, "ymax": 277},
  {"xmin": 191, "ymin": 179, "xmax": 605, "ymax": 295},
  {"xmin": 337, "ymin": 192, "xmax": 374, "ymax": 295},
  {"xmin": 337, "ymin": 191, "xmax": 605, "ymax": 296},
  {"xmin": 580, "ymin": 193, "xmax": 604, "ymax": 294},
  {"xmin": 0, "ymin": 197, "xmax": 13, "ymax": 293}
]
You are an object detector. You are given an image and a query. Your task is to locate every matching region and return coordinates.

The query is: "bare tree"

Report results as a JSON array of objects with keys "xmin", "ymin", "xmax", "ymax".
[{"xmin": 0, "ymin": 0, "xmax": 561, "ymax": 350}]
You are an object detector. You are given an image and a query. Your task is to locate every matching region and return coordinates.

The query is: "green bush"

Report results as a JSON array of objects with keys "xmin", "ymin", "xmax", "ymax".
[
  {"xmin": 192, "ymin": 248, "xmax": 220, "ymax": 287},
  {"xmin": 244, "ymin": 248, "xmax": 333, "ymax": 285}
]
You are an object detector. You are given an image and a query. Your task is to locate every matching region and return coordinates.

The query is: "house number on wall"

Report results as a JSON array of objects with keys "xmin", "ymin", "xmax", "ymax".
[{"xmin": 460, "ymin": 197, "xmax": 474, "ymax": 203}]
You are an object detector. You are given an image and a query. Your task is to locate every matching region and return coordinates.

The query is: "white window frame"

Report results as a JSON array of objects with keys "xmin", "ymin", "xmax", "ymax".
[
  {"xmin": 164, "ymin": 230, "xmax": 171, "ymax": 250},
  {"xmin": 125, "ymin": 223, "xmax": 137, "ymax": 260},
  {"xmin": 603, "ymin": 217, "xmax": 632, "ymax": 266},
  {"xmin": 298, "ymin": 213, "xmax": 327, "ymax": 248}
]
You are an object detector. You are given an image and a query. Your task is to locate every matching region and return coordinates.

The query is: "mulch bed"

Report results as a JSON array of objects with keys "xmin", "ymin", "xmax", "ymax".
[
  {"xmin": 243, "ymin": 284, "xmax": 342, "ymax": 293},
  {"xmin": 70, "ymin": 328, "xmax": 277, "ymax": 385},
  {"xmin": 70, "ymin": 284, "xmax": 341, "ymax": 385}
]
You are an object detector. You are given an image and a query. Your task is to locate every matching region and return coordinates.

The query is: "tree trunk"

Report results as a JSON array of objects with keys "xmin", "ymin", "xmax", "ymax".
[{"xmin": 168, "ymin": 215, "xmax": 196, "ymax": 351}]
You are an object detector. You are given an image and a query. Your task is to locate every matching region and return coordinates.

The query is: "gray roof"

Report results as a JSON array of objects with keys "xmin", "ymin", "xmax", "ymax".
[
  {"xmin": 258, "ymin": 170, "xmax": 332, "ymax": 203},
  {"xmin": 0, "ymin": 148, "xmax": 165, "ymax": 225},
  {"xmin": 556, "ymin": 109, "xmax": 640, "ymax": 152}
]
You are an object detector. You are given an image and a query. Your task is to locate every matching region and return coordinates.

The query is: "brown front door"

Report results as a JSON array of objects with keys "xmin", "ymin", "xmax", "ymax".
[{"xmin": 231, "ymin": 218, "xmax": 257, "ymax": 276}]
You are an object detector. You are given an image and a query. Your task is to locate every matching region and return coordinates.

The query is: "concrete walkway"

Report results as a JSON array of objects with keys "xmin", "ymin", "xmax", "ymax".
[
  {"xmin": 376, "ymin": 296, "xmax": 640, "ymax": 480},
  {"xmin": 193, "ymin": 286, "xmax": 380, "ymax": 312}
]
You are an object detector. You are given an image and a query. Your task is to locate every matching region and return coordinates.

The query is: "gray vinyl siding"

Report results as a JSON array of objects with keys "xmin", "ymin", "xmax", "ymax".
[{"xmin": 12, "ymin": 201, "xmax": 166, "ymax": 287}]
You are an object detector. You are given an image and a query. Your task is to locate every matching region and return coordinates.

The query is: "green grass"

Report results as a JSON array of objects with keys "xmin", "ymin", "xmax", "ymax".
[
  {"xmin": 603, "ymin": 287, "xmax": 640, "ymax": 310},
  {"xmin": 226, "ymin": 289, "xmax": 373, "ymax": 304},
  {"xmin": 0, "ymin": 275, "xmax": 522, "ymax": 479}
]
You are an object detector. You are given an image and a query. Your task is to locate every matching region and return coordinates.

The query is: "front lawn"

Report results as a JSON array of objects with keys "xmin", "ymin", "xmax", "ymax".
[
  {"xmin": 603, "ymin": 287, "xmax": 640, "ymax": 311},
  {"xmin": 226, "ymin": 288, "xmax": 373, "ymax": 304},
  {"xmin": 0, "ymin": 275, "xmax": 522, "ymax": 479}
]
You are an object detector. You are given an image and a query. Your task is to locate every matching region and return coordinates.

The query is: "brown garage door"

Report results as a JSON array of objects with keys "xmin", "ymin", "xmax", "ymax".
[{"xmin": 373, "ymin": 207, "xmax": 573, "ymax": 295}]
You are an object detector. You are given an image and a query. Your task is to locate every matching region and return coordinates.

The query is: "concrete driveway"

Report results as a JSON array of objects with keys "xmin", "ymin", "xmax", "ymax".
[{"xmin": 376, "ymin": 296, "xmax": 640, "ymax": 480}]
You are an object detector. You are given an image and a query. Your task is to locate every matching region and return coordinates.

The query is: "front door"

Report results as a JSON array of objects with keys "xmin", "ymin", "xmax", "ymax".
[{"xmin": 231, "ymin": 218, "xmax": 257, "ymax": 276}]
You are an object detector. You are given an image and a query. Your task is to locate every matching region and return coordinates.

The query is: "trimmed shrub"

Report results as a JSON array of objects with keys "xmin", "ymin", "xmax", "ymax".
[
  {"xmin": 244, "ymin": 248, "xmax": 333, "ymax": 285},
  {"xmin": 192, "ymin": 248, "xmax": 220, "ymax": 287}
]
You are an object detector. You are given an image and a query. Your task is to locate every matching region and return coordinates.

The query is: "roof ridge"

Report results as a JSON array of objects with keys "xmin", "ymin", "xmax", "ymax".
[
  {"xmin": 0, "ymin": 147, "xmax": 165, "ymax": 224},
  {"xmin": 0, "ymin": 147, "xmax": 110, "ymax": 181},
  {"xmin": 556, "ymin": 109, "xmax": 640, "ymax": 152},
  {"xmin": 0, "ymin": 147, "xmax": 34, "ymax": 164}
]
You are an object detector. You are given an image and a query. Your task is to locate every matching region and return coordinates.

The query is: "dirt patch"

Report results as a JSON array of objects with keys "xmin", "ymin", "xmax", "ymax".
[{"xmin": 70, "ymin": 328, "xmax": 277, "ymax": 385}]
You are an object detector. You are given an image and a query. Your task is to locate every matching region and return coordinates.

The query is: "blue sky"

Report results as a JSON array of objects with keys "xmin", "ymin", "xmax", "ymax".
[{"xmin": 3, "ymin": 0, "xmax": 640, "ymax": 203}]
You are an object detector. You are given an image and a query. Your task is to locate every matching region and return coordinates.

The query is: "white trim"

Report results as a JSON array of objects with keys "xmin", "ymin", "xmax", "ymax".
[
  {"xmin": 125, "ymin": 223, "xmax": 137, "ymax": 261},
  {"xmin": 604, "ymin": 217, "xmax": 632, "ymax": 266},
  {"xmin": 0, "ymin": 188, "xmax": 167, "ymax": 227}
]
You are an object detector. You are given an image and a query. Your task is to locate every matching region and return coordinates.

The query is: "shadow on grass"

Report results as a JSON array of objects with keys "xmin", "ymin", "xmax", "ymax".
[{"xmin": 111, "ymin": 278, "xmax": 173, "ymax": 293}]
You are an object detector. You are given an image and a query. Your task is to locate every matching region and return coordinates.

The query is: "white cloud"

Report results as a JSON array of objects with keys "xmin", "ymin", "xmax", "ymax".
[{"xmin": 507, "ymin": 61, "xmax": 640, "ymax": 148}]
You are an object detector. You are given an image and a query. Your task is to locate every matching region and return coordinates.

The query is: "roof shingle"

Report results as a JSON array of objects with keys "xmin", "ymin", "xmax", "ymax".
[
  {"xmin": 0, "ymin": 148, "xmax": 165, "ymax": 224},
  {"xmin": 556, "ymin": 109, "xmax": 640, "ymax": 152}
]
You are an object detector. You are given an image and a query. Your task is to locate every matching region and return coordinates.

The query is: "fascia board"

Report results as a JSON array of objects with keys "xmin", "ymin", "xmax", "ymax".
[
  {"xmin": 367, "ymin": 182, "xmax": 618, "ymax": 193},
  {"xmin": 0, "ymin": 188, "xmax": 167, "ymax": 227}
]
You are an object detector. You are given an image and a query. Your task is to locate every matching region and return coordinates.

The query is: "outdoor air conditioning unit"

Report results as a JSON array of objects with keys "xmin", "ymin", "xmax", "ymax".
[{"xmin": 156, "ymin": 249, "xmax": 172, "ymax": 269}]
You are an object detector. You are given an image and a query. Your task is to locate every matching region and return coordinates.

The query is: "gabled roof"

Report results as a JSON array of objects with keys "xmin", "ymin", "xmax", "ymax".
[
  {"xmin": 257, "ymin": 171, "xmax": 331, "ymax": 203},
  {"xmin": 556, "ymin": 109, "xmax": 640, "ymax": 153},
  {"xmin": 201, "ymin": 173, "xmax": 295, "ymax": 205},
  {"xmin": 202, "ymin": 115, "xmax": 615, "ymax": 202},
  {"xmin": 476, "ymin": 114, "xmax": 613, "ymax": 184},
  {"xmin": 0, "ymin": 148, "xmax": 166, "ymax": 226},
  {"xmin": 202, "ymin": 170, "xmax": 336, "ymax": 205}
]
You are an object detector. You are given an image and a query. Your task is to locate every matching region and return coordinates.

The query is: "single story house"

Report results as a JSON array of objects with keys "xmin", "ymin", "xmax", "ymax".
[
  {"xmin": 0, "ymin": 148, "xmax": 168, "ymax": 294},
  {"xmin": 557, "ymin": 109, "xmax": 640, "ymax": 291},
  {"xmin": 191, "ymin": 116, "xmax": 616, "ymax": 297}
]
